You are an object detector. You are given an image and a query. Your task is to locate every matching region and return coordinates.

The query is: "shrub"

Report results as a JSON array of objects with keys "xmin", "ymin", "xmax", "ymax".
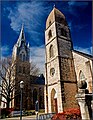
[
  {"xmin": 52, "ymin": 108, "xmax": 81, "ymax": 120},
  {"xmin": 39, "ymin": 109, "xmax": 45, "ymax": 113},
  {"xmin": 24, "ymin": 110, "xmax": 35, "ymax": 116},
  {"xmin": 1, "ymin": 108, "xmax": 14, "ymax": 118}
]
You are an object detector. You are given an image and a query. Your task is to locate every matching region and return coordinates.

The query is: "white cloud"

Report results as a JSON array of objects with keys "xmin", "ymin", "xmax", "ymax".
[
  {"xmin": 5, "ymin": 1, "xmax": 51, "ymax": 73},
  {"xmin": 68, "ymin": 22, "xmax": 88, "ymax": 32},
  {"xmin": 68, "ymin": 22, "xmax": 72, "ymax": 31},
  {"xmin": 74, "ymin": 46, "xmax": 92, "ymax": 55},
  {"xmin": 7, "ymin": 1, "xmax": 51, "ymax": 45},
  {"xmin": 1, "ymin": 45, "xmax": 10, "ymax": 56},
  {"xmin": 68, "ymin": 1, "xmax": 89, "ymax": 8},
  {"xmin": 30, "ymin": 45, "xmax": 45, "ymax": 74},
  {"xmin": 66, "ymin": 1, "xmax": 89, "ymax": 18}
]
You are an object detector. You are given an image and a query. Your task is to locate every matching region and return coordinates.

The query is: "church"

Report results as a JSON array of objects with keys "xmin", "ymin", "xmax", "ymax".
[
  {"xmin": 44, "ymin": 7, "xmax": 92, "ymax": 113},
  {"xmin": 11, "ymin": 26, "xmax": 45, "ymax": 110},
  {"xmin": 1, "ymin": 6, "xmax": 92, "ymax": 114},
  {"xmin": 1, "ymin": 25, "xmax": 45, "ymax": 110}
]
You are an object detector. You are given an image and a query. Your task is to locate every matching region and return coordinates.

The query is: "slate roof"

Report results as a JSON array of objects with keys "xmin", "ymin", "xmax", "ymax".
[
  {"xmin": 30, "ymin": 74, "xmax": 45, "ymax": 85},
  {"xmin": 73, "ymin": 50, "xmax": 93, "ymax": 60}
]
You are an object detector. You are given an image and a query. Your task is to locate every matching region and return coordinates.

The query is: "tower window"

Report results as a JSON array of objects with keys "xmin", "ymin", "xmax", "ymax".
[
  {"xmin": 19, "ymin": 52, "xmax": 26, "ymax": 61},
  {"xmin": 48, "ymin": 30, "xmax": 52, "ymax": 39},
  {"xmin": 49, "ymin": 45, "xmax": 54, "ymax": 58},
  {"xmin": 22, "ymin": 42, "xmax": 25, "ymax": 48},
  {"xmin": 49, "ymin": 21, "xmax": 51, "ymax": 26},
  {"xmin": 23, "ymin": 54, "xmax": 25, "ymax": 61},
  {"xmin": 79, "ymin": 70, "xmax": 85, "ymax": 81},
  {"xmin": 60, "ymin": 28, "xmax": 67, "ymax": 37}
]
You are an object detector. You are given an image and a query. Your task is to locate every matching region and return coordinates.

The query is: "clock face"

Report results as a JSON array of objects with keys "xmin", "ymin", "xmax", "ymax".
[{"xmin": 50, "ymin": 68, "xmax": 55, "ymax": 76}]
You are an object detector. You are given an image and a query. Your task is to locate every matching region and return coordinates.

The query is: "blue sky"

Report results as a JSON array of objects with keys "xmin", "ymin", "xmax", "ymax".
[{"xmin": 1, "ymin": 0, "xmax": 92, "ymax": 73}]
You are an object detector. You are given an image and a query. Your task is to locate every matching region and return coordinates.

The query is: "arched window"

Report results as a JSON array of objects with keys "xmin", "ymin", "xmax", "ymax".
[
  {"xmin": 19, "ymin": 52, "xmax": 26, "ymax": 61},
  {"xmin": 33, "ymin": 89, "xmax": 37, "ymax": 105},
  {"xmin": 79, "ymin": 70, "xmax": 85, "ymax": 81},
  {"xmin": 23, "ymin": 54, "xmax": 25, "ymax": 61},
  {"xmin": 60, "ymin": 28, "xmax": 67, "ymax": 37},
  {"xmin": 49, "ymin": 21, "xmax": 51, "ymax": 26},
  {"xmin": 21, "ymin": 41, "xmax": 25, "ymax": 47},
  {"xmin": 49, "ymin": 45, "xmax": 54, "ymax": 58},
  {"xmin": 48, "ymin": 30, "xmax": 52, "ymax": 39},
  {"xmin": 39, "ymin": 87, "xmax": 43, "ymax": 109}
]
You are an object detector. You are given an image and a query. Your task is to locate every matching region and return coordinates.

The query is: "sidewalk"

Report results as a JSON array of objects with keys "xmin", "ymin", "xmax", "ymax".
[{"xmin": 0, "ymin": 115, "xmax": 37, "ymax": 120}]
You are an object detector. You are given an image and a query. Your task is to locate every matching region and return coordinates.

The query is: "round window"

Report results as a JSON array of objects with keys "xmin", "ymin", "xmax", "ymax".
[{"xmin": 50, "ymin": 68, "xmax": 55, "ymax": 76}]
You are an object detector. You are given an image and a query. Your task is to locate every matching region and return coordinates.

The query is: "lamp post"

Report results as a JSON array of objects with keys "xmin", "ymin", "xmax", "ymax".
[
  {"xmin": 91, "ymin": 100, "xmax": 93, "ymax": 119},
  {"xmin": 20, "ymin": 81, "xmax": 24, "ymax": 120},
  {"xmin": 35, "ymin": 100, "xmax": 39, "ymax": 120}
]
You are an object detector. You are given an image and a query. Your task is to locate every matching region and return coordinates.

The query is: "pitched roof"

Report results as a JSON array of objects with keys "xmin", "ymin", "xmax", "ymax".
[
  {"xmin": 46, "ymin": 7, "xmax": 66, "ymax": 29},
  {"xmin": 73, "ymin": 50, "xmax": 93, "ymax": 60},
  {"xmin": 30, "ymin": 74, "xmax": 45, "ymax": 85}
]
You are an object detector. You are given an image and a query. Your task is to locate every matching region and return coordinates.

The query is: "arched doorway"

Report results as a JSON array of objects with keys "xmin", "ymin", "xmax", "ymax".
[{"xmin": 51, "ymin": 88, "xmax": 58, "ymax": 113}]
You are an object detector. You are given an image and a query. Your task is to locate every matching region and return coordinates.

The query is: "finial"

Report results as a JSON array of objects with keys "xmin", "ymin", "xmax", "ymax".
[
  {"xmin": 53, "ymin": 4, "xmax": 55, "ymax": 8},
  {"xmin": 21, "ymin": 23, "xmax": 24, "ymax": 31},
  {"xmin": 17, "ymin": 23, "xmax": 25, "ymax": 46},
  {"xmin": 27, "ymin": 42, "xmax": 29, "ymax": 48}
]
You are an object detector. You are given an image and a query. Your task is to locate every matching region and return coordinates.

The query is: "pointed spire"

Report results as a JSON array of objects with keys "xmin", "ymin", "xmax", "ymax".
[
  {"xmin": 27, "ymin": 42, "xmax": 29, "ymax": 48},
  {"xmin": 17, "ymin": 24, "xmax": 26, "ymax": 46},
  {"xmin": 22, "ymin": 23, "xmax": 24, "ymax": 31},
  {"xmin": 19, "ymin": 24, "xmax": 25, "ymax": 40}
]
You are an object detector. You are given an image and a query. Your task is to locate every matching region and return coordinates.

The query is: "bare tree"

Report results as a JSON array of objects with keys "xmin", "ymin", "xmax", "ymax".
[
  {"xmin": 30, "ymin": 61, "xmax": 40, "ymax": 76},
  {"xmin": 0, "ymin": 58, "xmax": 18, "ymax": 109},
  {"xmin": 0, "ymin": 57, "xmax": 40, "ymax": 109}
]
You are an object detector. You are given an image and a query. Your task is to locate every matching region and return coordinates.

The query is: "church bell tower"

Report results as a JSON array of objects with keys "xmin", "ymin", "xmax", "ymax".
[
  {"xmin": 12, "ymin": 25, "xmax": 30, "ymax": 110},
  {"xmin": 12, "ymin": 25, "xmax": 30, "ymax": 62},
  {"xmin": 45, "ymin": 7, "xmax": 78, "ymax": 113}
]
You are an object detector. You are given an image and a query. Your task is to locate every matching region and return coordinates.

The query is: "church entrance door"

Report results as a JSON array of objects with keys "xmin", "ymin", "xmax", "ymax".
[
  {"xmin": 51, "ymin": 88, "xmax": 58, "ymax": 113},
  {"xmin": 54, "ymin": 98, "xmax": 58, "ymax": 113}
]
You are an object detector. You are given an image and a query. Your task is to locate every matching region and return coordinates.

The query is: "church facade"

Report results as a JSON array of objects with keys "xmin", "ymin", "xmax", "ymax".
[
  {"xmin": 12, "ymin": 26, "xmax": 45, "ymax": 110},
  {"xmin": 44, "ymin": 7, "xmax": 92, "ymax": 113},
  {"xmin": 1, "ymin": 26, "xmax": 45, "ymax": 110}
]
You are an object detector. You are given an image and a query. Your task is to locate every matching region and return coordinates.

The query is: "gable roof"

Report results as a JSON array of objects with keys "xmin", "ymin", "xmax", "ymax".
[{"xmin": 72, "ymin": 50, "xmax": 93, "ymax": 60}]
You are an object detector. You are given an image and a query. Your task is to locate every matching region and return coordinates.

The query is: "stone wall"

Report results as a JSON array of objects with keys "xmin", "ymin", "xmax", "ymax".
[
  {"xmin": 63, "ymin": 82, "xmax": 78, "ymax": 110},
  {"xmin": 60, "ymin": 58, "xmax": 76, "ymax": 82},
  {"xmin": 72, "ymin": 51, "xmax": 92, "ymax": 93}
]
